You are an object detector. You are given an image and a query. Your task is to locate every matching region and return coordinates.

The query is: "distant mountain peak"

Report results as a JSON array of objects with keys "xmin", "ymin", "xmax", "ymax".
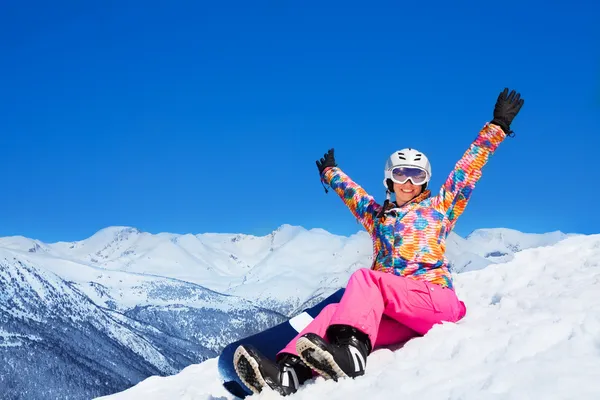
[{"xmin": 91, "ymin": 226, "xmax": 142, "ymax": 239}]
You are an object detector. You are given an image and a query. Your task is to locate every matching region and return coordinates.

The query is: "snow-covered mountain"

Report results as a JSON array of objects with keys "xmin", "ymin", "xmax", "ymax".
[
  {"xmin": 446, "ymin": 227, "xmax": 573, "ymax": 272},
  {"xmin": 0, "ymin": 248, "xmax": 284, "ymax": 400},
  {"xmin": 0, "ymin": 224, "xmax": 574, "ymax": 399},
  {"xmin": 96, "ymin": 232, "xmax": 600, "ymax": 400}
]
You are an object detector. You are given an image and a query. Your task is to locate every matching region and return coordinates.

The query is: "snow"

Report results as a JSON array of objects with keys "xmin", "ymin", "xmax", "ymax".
[
  {"xmin": 96, "ymin": 233, "xmax": 600, "ymax": 400},
  {"xmin": 1, "ymin": 223, "xmax": 587, "ymax": 399},
  {"xmin": 464, "ymin": 227, "xmax": 574, "ymax": 263},
  {"xmin": 0, "ymin": 329, "xmax": 42, "ymax": 348},
  {"xmin": 95, "ymin": 359, "xmax": 232, "ymax": 400},
  {"xmin": 0, "ymin": 224, "xmax": 571, "ymax": 310}
]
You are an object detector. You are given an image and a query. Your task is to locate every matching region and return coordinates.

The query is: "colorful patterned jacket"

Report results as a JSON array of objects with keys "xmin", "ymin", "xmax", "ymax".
[{"xmin": 321, "ymin": 123, "xmax": 507, "ymax": 289}]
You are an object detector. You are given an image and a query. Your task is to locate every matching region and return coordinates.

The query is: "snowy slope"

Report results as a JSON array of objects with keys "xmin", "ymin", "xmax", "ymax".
[
  {"xmin": 464, "ymin": 228, "xmax": 573, "ymax": 262},
  {"xmin": 0, "ymin": 248, "xmax": 284, "ymax": 400},
  {"xmin": 97, "ymin": 233, "xmax": 600, "ymax": 400},
  {"xmin": 0, "ymin": 224, "xmax": 575, "ymax": 399},
  {"xmin": 0, "ymin": 250, "xmax": 177, "ymax": 399}
]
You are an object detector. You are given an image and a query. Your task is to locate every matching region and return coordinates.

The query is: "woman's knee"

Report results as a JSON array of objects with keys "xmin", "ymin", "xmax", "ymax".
[
  {"xmin": 349, "ymin": 267, "xmax": 373, "ymax": 282},
  {"xmin": 320, "ymin": 303, "xmax": 338, "ymax": 317}
]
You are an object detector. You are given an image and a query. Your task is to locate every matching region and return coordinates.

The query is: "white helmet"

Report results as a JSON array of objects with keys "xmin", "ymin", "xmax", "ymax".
[{"xmin": 383, "ymin": 148, "xmax": 432, "ymax": 190}]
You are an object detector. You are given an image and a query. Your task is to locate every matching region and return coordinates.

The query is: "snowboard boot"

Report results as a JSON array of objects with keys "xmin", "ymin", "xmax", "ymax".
[
  {"xmin": 295, "ymin": 324, "xmax": 372, "ymax": 381},
  {"xmin": 233, "ymin": 344, "xmax": 313, "ymax": 396}
]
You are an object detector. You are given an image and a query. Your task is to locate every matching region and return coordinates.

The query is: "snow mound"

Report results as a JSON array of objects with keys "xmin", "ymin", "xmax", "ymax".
[
  {"xmin": 465, "ymin": 228, "xmax": 572, "ymax": 262},
  {"xmin": 97, "ymin": 233, "xmax": 600, "ymax": 399}
]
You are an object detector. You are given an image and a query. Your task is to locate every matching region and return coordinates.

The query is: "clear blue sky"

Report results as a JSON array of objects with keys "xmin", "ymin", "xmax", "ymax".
[{"xmin": 1, "ymin": 0, "xmax": 599, "ymax": 243}]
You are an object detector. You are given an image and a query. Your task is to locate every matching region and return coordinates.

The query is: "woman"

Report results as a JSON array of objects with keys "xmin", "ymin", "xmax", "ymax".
[{"xmin": 233, "ymin": 88, "xmax": 524, "ymax": 396}]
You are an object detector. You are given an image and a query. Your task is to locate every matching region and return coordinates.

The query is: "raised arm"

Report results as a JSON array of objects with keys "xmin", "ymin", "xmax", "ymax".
[
  {"xmin": 316, "ymin": 149, "xmax": 381, "ymax": 235},
  {"xmin": 432, "ymin": 88, "xmax": 524, "ymax": 227},
  {"xmin": 431, "ymin": 123, "xmax": 506, "ymax": 223}
]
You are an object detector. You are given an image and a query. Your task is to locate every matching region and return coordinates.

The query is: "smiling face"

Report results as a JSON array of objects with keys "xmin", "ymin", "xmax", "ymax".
[{"xmin": 393, "ymin": 180, "xmax": 423, "ymax": 205}]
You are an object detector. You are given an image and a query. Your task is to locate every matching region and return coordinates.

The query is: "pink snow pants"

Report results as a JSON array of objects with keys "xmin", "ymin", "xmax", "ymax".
[{"xmin": 278, "ymin": 268, "xmax": 467, "ymax": 357}]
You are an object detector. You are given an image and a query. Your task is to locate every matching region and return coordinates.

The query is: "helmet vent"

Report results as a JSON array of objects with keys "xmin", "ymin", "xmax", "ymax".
[{"xmin": 397, "ymin": 152, "xmax": 406, "ymax": 160}]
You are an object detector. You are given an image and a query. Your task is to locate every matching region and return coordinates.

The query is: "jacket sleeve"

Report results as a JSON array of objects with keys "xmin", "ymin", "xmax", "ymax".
[
  {"xmin": 431, "ymin": 123, "xmax": 507, "ymax": 226},
  {"xmin": 322, "ymin": 167, "xmax": 382, "ymax": 235}
]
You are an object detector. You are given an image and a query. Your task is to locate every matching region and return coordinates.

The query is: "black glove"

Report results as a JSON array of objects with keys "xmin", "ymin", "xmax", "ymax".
[
  {"xmin": 316, "ymin": 148, "xmax": 337, "ymax": 175},
  {"xmin": 491, "ymin": 88, "xmax": 524, "ymax": 136}
]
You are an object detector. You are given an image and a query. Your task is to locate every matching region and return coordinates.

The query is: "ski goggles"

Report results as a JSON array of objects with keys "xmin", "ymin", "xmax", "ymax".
[{"xmin": 390, "ymin": 166, "xmax": 429, "ymax": 185}]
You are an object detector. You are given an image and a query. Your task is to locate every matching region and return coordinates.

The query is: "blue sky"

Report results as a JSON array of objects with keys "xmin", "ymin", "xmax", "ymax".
[{"xmin": 1, "ymin": 0, "xmax": 599, "ymax": 243}]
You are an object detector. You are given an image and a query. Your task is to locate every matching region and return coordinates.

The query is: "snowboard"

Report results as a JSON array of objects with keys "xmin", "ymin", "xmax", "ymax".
[{"xmin": 217, "ymin": 288, "xmax": 345, "ymax": 398}]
